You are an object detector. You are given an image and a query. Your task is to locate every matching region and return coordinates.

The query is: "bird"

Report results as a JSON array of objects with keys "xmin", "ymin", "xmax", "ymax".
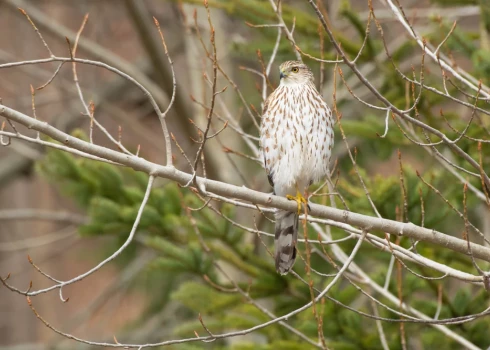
[{"xmin": 260, "ymin": 60, "xmax": 334, "ymax": 275}]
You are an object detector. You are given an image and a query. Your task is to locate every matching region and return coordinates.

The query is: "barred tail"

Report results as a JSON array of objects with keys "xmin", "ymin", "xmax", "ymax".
[{"xmin": 274, "ymin": 209, "xmax": 299, "ymax": 275}]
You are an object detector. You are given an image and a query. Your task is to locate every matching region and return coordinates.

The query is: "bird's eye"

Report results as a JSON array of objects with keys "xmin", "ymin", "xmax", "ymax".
[{"xmin": 291, "ymin": 67, "xmax": 299, "ymax": 73}]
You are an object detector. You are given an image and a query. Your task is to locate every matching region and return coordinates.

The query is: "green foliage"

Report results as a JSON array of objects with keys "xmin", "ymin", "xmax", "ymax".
[
  {"xmin": 36, "ymin": 0, "xmax": 490, "ymax": 347},
  {"xmin": 37, "ymin": 133, "xmax": 490, "ymax": 349},
  {"xmin": 168, "ymin": 0, "xmax": 371, "ymax": 61},
  {"xmin": 472, "ymin": 49, "xmax": 490, "ymax": 84}
]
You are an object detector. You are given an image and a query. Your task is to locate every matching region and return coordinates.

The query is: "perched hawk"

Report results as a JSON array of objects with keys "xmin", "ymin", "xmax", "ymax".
[{"xmin": 260, "ymin": 60, "xmax": 334, "ymax": 275}]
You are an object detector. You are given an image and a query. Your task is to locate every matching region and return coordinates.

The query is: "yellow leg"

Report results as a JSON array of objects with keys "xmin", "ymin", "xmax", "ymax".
[{"xmin": 286, "ymin": 185, "xmax": 308, "ymax": 214}]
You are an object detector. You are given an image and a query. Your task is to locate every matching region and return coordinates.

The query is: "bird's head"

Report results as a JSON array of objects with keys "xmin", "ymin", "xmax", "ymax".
[{"xmin": 278, "ymin": 60, "xmax": 314, "ymax": 85}]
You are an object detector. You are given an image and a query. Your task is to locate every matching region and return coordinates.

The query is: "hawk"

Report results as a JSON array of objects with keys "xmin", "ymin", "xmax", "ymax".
[{"xmin": 260, "ymin": 60, "xmax": 334, "ymax": 275}]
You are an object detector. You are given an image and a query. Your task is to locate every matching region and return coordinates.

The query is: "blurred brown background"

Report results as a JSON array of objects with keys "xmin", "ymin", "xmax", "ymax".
[
  {"xmin": 0, "ymin": 0, "xmax": 220, "ymax": 346},
  {"xmin": 0, "ymin": 0, "xmax": 486, "ymax": 348}
]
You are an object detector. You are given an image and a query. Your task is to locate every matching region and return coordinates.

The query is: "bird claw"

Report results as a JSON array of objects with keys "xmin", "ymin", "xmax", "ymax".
[{"xmin": 286, "ymin": 191, "xmax": 309, "ymax": 215}]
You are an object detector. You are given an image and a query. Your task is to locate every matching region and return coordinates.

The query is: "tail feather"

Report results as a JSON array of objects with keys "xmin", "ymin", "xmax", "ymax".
[{"xmin": 274, "ymin": 209, "xmax": 299, "ymax": 275}]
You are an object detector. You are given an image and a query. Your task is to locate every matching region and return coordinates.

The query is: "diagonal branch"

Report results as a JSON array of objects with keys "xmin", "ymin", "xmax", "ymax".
[
  {"xmin": 2, "ymin": 103, "xmax": 490, "ymax": 268},
  {"xmin": 381, "ymin": 0, "xmax": 490, "ymax": 99},
  {"xmin": 307, "ymin": 0, "xmax": 490, "ymax": 190}
]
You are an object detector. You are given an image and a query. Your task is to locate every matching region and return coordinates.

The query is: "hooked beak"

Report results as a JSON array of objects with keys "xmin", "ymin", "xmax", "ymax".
[{"xmin": 279, "ymin": 70, "xmax": 286, "ymax": 79}]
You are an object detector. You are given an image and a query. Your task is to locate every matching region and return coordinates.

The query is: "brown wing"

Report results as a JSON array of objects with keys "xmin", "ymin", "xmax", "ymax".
[
  {"xmin": 262, "ymin": 91, "xmax": 274, "ymax": 116},
  {"xmin": 261, "ymin": 92, "xmax": 276, "ymax": 188}
]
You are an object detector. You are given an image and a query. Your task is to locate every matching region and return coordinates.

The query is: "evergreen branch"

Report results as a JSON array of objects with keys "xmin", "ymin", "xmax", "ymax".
[{"xmin": 1, "ymin": 103, "xmax": 490, "ymax": 268}]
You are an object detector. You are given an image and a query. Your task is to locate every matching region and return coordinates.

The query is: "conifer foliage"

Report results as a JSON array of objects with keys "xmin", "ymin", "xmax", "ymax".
[{"xmin": 1, "ymin": 0, "xmax": 490, "ymax": 349}]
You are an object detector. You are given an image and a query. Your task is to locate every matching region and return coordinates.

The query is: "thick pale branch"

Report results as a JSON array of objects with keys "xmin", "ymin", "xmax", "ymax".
[{"xmin": 2, "ymin": 104, "xmax": 490, "ymax": 267}]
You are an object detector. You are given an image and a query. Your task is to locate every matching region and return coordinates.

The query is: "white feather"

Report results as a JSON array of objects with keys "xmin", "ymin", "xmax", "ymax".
[{"xmin": 260, "ymin": 81, "xmax": 334, "ymax": 197}]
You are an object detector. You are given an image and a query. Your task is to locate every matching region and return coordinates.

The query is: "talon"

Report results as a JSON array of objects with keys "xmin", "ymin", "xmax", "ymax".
[{"xmin": 286, "ymin": 188, "xmax": 309, "ymax": 214}]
